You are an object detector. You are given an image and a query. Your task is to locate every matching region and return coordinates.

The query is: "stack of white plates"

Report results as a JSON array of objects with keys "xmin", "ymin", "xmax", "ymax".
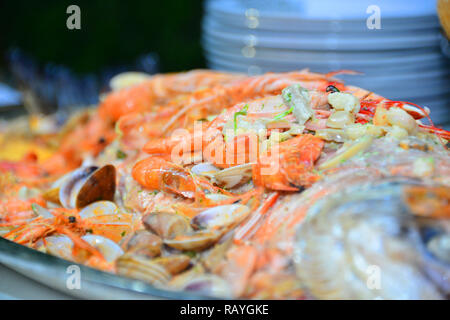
[{"xmin": 202, "ymin": 0, "xmax": 450, "ymax": 126}]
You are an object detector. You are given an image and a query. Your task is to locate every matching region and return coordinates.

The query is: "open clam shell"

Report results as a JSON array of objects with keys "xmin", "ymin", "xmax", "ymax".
[
  {"xmin": 191, "ymin": 204, "xmax": 250, "ymax": 230},
  {"xmin": 75, "ymin": 165, "xmax": 116, "ymax": 209},
  {"xmin": 164, "ymin": 230, "xmax": 223, "ymax": 252},
  {"xmin": 212, "ymin": 163, "xmax": 253, "ymax": 189},
  {"xmin": 43, "ymin": 165, "xmax": 116, "ymax": 209},
  {"xmin": 78, "ymin": 201, "xmax": 118, "ymax": 219},
  {"xmin": 81, "ymin": 235, "xmax": 124, "ymax": 262}
]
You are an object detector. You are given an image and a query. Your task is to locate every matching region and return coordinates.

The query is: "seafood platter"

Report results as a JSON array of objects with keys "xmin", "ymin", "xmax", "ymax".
[{"xmin": 0, "ymin": 69, "xmax": 449, "ymax": 299}]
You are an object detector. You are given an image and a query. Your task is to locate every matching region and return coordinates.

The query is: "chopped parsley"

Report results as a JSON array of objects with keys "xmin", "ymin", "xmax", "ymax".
[
  {"xmin": 184, "ymin": 251, "xmax": 197, "ymax": 258},
  {"xmin": 273, "ymin": 106, "xmax": 294, "ymax": 121},
  {"xmin": 116, "ymin": 149, "xmax": 127, "ymax": 159},
  {"xmin": 233, "ymin": 104, "xmax": 249, "ymax": 134},
  {"xmin": 285, "ymin": 92, "xmax": 292, "ymax": 103}
]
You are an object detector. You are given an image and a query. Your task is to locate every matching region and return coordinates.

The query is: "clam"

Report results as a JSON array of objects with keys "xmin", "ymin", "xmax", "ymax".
[
  {"xmin": 116, "ymin": 252, "xmax": 171, "ymax": 286},
  {"xmin": 143, "ymin": 212, "xmax": 191, "ymax": 239},
  {"xmin": 190, "ymin": 162, "xmax": 220, "ymax": 177},
  {"xmin": 143, "ymin": 210, "xmax": 235, "ymax": 252},
  {"xmin": 191, "ymin": 204, "xmax": 250, "ymax": 230},
  {"xmin": 212, "ymin": 164, "xmax": 253, "ymax": 189},
  {"xmin": 37, "ymin": 235, "xmax": 74, "ymax": 260},
  {"xmin": 36, "ymin": 234, "xmax": 124, "ymax": 263},
  {"xmin": 124, "ymin": 230, "xmax": 162, "ymax": 258},
  {"xmin": 74, "ymin": 165, "xmax": 116, "ymax": 209},
  {"xmin": 43, "ymin": 165, "xmax": 116, "ymax": 209},
  {"xmin": 59, "ymin": 166, "xmax": 98, "ymax": 208},
  {"xmin": 164, "ymin": 230, "xmax": 223, "ymax": 252},
  {"xmin": 81, "ymin": 235, "xmax": 124, "ymax": 262},
  {"xmin": 152, "ymin": 255, "xmax": 191, "ymax": 275},
  {"xmin": 191, "ymin": 162, "xmax": 253, "ymax": 189},
  {"xmin": 293, "ymin": 180, "xmax": 450, "ymax": 300},
  {"xmin": 79, "ymin": 201, "xmax": 118, "ymax": 219}
]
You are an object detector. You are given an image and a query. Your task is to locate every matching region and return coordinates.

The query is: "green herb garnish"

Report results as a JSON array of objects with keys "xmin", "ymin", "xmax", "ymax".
[
  {"xmin": 273, "ymin": 106, "xmax": 294, "ymax": 121},
  {"xmin": 285, "ymin": 92, "xmax": 292, "ymax": 103},
  {"xmin": 116, "ymin": 150, "xmax": 127, "ymax": 159},
  {"xmin": 184, "ymin": 251, "xmax": 197, "ymax": 258},
  {"xmin": 233, "ymin": 104, "xmax": 249, "ymax": 134}
]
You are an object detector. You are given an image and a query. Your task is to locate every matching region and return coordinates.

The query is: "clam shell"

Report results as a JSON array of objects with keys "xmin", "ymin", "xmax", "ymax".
[
  {"xmin": 40, "ymin": 235, "xmax": 74, "ymax": 260},
  {"xmin": 152, "ymin": 255, "xmax": 191, "ymax": 275},
  {"xmin": 116, "ymin": 253, "xmax": 171, "ymax": 286},
  {"xmin": 75, "ymin": 165, "xmax": 116, "ymax": 209},
  {"xmin": 51, "ymin": 165, "xmax": 116, "ymax": 209},
  {"xmin": 191, "ymin": 204, "xmax": 250, "ymax": 230},
  {"xmin": 190, "ymin": 162, "xmax": 220, "ymax": 177},
  {"xmin": 125, "ymin": 230, "xmax": 162, "ymax": 259},
  {"xmin": 81, "ymin": 235, "xmax": 124, "ymax": 263},
  {"xmin": 164, "ymin": 230, "xmax": 222, "ymax": 252},
  {"xmin": 143, "ymin": 212, "xmax": 191, "ymax": 239},
  {"xmin": 59, "ymin": 166, "xmax": 98, "ymax": 208},
  {"xmin": 79, "ymin": 201, "xmax": 118, "ymax": 219},
  {"xmin": 212, "ymin": 163, "xmax": 253, "ymax": 189}
]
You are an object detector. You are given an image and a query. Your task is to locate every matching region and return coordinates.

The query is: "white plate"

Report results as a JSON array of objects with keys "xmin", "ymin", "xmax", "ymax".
[
  {"xmin": 202, "ymin": 38, "xmax": 447, "ymax": 70},
  {"xmin": 203, "ymin": 19, "xmax": 441, "ymax": 51},
  {"xmin": 205, "ymin": 0, "xmax": 440, "ymax": 32},
  {"xmin": 208, "ymin": 0, "xmax": 437, "ymax": 19},
  {"xmin": 203, "ymin": 46, "xmax": 449, "ymax": 76}
]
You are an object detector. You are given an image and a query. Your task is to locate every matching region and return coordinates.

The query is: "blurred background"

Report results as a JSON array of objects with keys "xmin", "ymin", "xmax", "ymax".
[{"xmin": 0, "ymin": 0, "xmax": 449, "ymax": 127}]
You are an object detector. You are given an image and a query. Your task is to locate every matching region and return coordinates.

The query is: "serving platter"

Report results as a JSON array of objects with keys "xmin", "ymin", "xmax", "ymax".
[{"xmin": 0, "ymin": 237, "xmax": 209, "ymax": 300}]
